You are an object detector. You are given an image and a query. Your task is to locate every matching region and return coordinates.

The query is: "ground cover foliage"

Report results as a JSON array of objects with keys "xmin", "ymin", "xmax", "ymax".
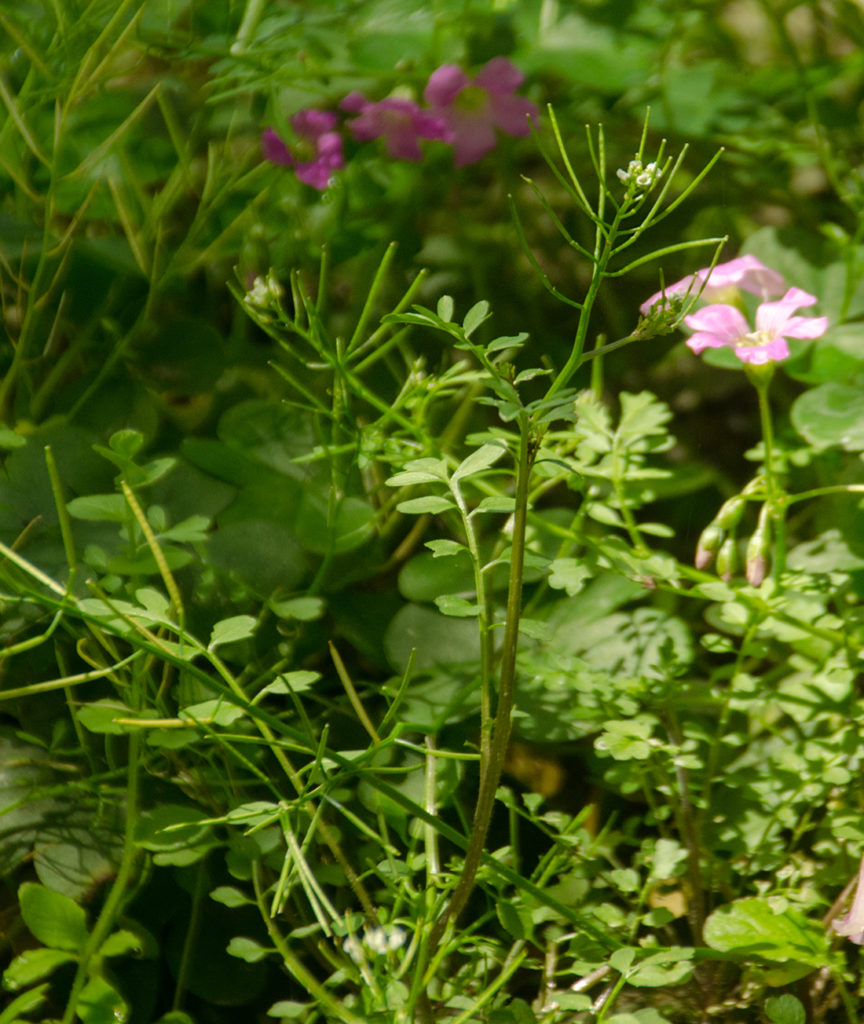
[{"xmin": 2, "ymin": 0, "xmax": 864, "ymax": 1021}]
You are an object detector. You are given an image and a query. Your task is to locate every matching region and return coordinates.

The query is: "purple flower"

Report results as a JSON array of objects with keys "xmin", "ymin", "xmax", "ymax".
[
  {"xmin": 834, "ymin": 855, "xmax": 864, "ymax": 944},
  {"xmin": 341, "ymin": 92, "xmax": 451, "ymax": 161},
  {"xmin": 261, "ymin": 109, "xmax": 344, "ymax": 190},
  {"xmin": 640, "ymin": 256, "xmax": 787, "ymax": 316},
  {"xmin": 683, "ymin": 287, "xmax": 828, "ymax": 365},
  {"xmin": 424, "ymin": 57, "xmax": 537, "ymax": 167}
]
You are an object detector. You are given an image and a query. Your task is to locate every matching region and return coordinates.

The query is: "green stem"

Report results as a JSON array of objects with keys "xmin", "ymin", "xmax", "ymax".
[
  {"xmin": 451, "ymin": 478, "xmax": 494, "ymax": 764},
  {"xmin": 61, "ymin": 731, "xmax": 141, "ymax": 1024},
  {"xmin": 427, "ymin": 416, "xmax": 534, "ymax": 951},
  {"xmin": 754, "ymin": 374, "xmax": 787, "ymax": 582}
]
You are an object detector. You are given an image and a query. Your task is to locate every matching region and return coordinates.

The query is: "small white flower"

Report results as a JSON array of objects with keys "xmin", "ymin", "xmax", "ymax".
[
  {"xmin": 617, "ymin": 157, "xmax": 662, "ymax": 191},
  {"xmin": 343, "ymin": 934, "xmax": 365, "ymax": 962}
]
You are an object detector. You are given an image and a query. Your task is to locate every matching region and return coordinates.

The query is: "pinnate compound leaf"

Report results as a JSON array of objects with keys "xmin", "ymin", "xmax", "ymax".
[
  {"xmin": 19, "ymin": 882, "xmax": 88, "ymax": 952},
  {"xmin": 209, "ymin": 615, "xmax": 258, "ymax": 649},
  {"xmin": 396, "ymin": 496, "xmax": 456, "ymax": 515},
  {"xmin": 2, "ymin": 947, "xmax": 77, "ymax": 990}
]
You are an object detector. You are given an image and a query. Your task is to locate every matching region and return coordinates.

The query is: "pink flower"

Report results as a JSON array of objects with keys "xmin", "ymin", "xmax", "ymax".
[
  {"xmin": 424, "ymin": 57, "xmax": 537, "ymax": 167},
  {"xmin": 261, "ymin": 109, "xmax": 344, "ymax": 190},
  {"xmin": 640, "ymin": 256, "xmax": 787, "ymax": 316},
  {"xmin": 834, "ymin": 855, "xmax": 864, "ymax": 944},
  {"xmin": 683, "ymin": 287, "xmax": 828, "ymax": 366},
  {"xmin": 341, "ymin": 92, "xmax": 451, "ymax": 161}
]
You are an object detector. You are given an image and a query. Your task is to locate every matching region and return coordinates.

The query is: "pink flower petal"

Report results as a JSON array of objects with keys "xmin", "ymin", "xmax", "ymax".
[
  {"xmin": 340, "ymin": 91, "xmax": 368, "ymax": 113},
  {"xmin": 683, "ymin": 303, "xmax": 750, "ymax": 346},
  {"xmin": 261, "ymin": 127, "xmax": 293, "ymax": 166},
  {"xmin": 474, "ymin": 56, "xmax": 525, "ymax": 94},
  {"xmin": 291, "ymin": 109, "xmax": 339, "ymax": 138},
  {"xmin": 755, "ymin": 287, "xmax": 819, "ymax": 336},
  {"xmin": 448, "ymin": 115, "xmax": 499, "ymax": 166},
  {"xmin": 736, "ymin": 337, "xmax": 790, "ymax": 364},
  {"xmin": 835, "ymin": 856, "xmax": 864, "ymax": 944},
  {"xmin": 424, "ymin": 64, "xmax": 469, "ymax": 107},
  {"xmin": 488, "ymin": 93, "xmax": 537, "ymax": 137},
  {"xmin": 703, "ymin": 255, "xmax": 786, "ymax": 298}
]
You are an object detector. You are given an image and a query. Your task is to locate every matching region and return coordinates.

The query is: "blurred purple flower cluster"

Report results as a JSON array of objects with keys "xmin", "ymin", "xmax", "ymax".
[{"xmin": 261, "ymin": 57, "xmax": 537, "ymax": 190}]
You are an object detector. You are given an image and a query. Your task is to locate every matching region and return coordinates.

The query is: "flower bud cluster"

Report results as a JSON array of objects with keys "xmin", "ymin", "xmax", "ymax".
[
  {"xmin": 342, "ymin": 924, "xmax": 407, "ymax": 963},
  {"xmin": 616, "ymin": 158, "xmax": 663, "ymax": 191},
  {"xmin": 243, "ymin": 272, "xmax": 284, "ymax": 313},
  {"xmin": 694, "ymin": 491, "xmax": 771, "ymax": 586}
]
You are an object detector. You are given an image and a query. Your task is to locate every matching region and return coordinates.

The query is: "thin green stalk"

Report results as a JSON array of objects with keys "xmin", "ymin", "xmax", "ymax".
[
  {"xmin": 250, "ymin": 863, "xmax": 367, "ymax": 1024},
  {"xmin": 60, "ymin": 731, "xmax": 141, "ymax": 1024},
  {"xmin": 754, "ymin": 374, "xmax": 787, "ymax": 582},
  {"xmin": 427, "ymin": 416, "xmax": 534, "ymax": 951},
  {"xmin": 450, "ymin": 477, "xmax": 494, "ymax": 762}
]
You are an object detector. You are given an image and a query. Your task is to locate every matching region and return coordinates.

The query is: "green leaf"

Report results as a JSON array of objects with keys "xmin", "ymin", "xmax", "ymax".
[
  {"xmin": 19, "ymin": 882, "xmax": 89, "ymax": 952},
  {"xmin": 264, "ymin": 671, "xmax": 321, "ymax": 695},
  {"xmin": 451, "ymin": 444, "xmax": 506, "ymax": 482},
  {"xmin": 437, "ymin": 295, "xmax": 454, "ymax": 321},
  {"xmin": 0, "ymin": 984, "xmax": 50, "ymax": 1024},
  {"xmin": 548, "ymin": 558, "xmax": 591, "ymax": 596},
  {"xmin": 226, "ymin": 936, "xmax": 270, "ymax": 963},
  {"xmin": 425, "ymin": 539, "xmax": 466, "ymax": 558},
  {"xmin": 269, "ymin": 596, "xmax": 325, "ymax": 621},
  {"xmin": 209, "ymin": 615, "xmax": 258, "ymax": 649},
  {"xmin": 99, "ymin": 929, "xmax": 143, "ymax": 958},
  {"xmin": 210, "ymin": 886, "xmax": 253, "ymax": 908},
  {"xmin": 267, "ymin": 1001, "xmax": 310, "ymax": 1019},
  {"xmin": 764, "ymin": 995, "xmax": 806, "ymax": 1024},
  {"xmin": 77, "ymin": 975, "xmax": 128, "ymax": 1024},
  {"xmin": 474, "ymin": 495, "xmax": 516, "ymax": 514},
  {"xmin": 67, "ymin": 494, "xmax": 128, "ymax": 521},
  {"xmin": 463, "ymin": 300, "xmax": 490, "ymax": 336},
  {"xmin": 703, "ymin": 898, "xmax": 828, "ymax": 965},
  {"xmin": 396, "ymin": 496, "xmax": 456, "ymax": 515},
  {"xmin": 180, "ymin": 699, "xmax": 245, "ymax": 727},
  {"xmin": 76, "ymin": 699, "xmax": 135, "ymax": 735},
  {"xmin": 791, "ymin": 382, "xmax": 864, "ymax": 450},
  {"xmin": 0, "ymin": 426, "xmax": 26, "ymax": 449},
  {"xmin": 595, "ymin": 718, "xmax": 655, "ymax": 761},
  {"xmin": 486, "ymin": 333, "xmax": 528, "ymax": 354},
  {"xmin": 399, "ymin": 550, "xmax": 473, "ymax": 603},
  {"xmin": 2, "ymin": 947, "xmax": 77, "ymax": 990},
  {"xmin": 434, "ymin": 594, "xmax": 481, "ymax": 617}
]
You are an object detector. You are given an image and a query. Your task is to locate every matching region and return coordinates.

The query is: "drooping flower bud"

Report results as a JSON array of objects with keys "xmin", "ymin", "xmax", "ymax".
[
  {"xmin": 714, "ymin": 494, "xmax": 747, "ymax": 531},
  {"xmin": 695, "ymin": 523, "xmax": 725, "ymax": 570},
  {"xmin": 746, "ymin": 506, "xmax": 772, "ymax": 587},
  {"xmin": 715, "ymin": 537, "xmax": 737, "ymax": 582}
]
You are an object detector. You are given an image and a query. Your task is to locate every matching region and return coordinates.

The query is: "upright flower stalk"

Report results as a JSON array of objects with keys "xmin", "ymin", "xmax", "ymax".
[{"xmin": 642, "ymin": 255, "xmax": 829, "ymax": 586}]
